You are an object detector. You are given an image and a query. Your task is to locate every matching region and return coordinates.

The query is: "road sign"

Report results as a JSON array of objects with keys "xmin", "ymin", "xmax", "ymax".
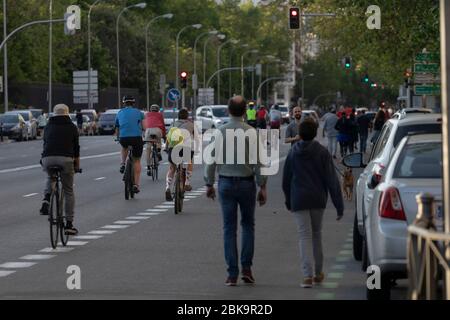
[
  {"xmin": 167, "ymin": 88, "xmax": 181, "ymax": 102},
  {"xmin": 415, "ymin": 52, "xmax": 439, "ymax": 62},
  {"xmin": 415, "ymin": 85, "xmax": 441, "ymax": 95},
  {"xmin": 414, "ymin": 63, "xmax": 440, "ymax": 74},
  {"xmin": 414, "ymin": 73, "xmax": 440, "ymax": 84},
  {"xmin": 73, "ymin": 70, "xmax": 98, "ymax": 105},
  {"xmin": 198, "ymin": 88, "xmax": 214, "ymax": 106}
]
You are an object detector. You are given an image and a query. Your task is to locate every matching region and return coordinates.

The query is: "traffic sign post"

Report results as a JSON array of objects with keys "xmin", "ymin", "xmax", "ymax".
[
  {"xmin": 415, "ymin": 52, "xmax": 440, "ymax": 62},
  {"xmin": 73, "ymin": 70, "xmax": 98, "ymax": 106},
  {"xmin": 414, "ymin": 85, "xmax": 441, "ymax": 96}
]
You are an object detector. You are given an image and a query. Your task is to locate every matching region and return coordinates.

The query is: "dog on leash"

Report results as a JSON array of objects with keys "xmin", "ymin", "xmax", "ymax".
[{"xmin": 342, "ymin": 168, "xmax": 354, "ymax": 201}]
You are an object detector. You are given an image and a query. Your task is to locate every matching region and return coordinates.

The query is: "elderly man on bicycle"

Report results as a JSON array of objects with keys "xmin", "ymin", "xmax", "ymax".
[
  {"xmin": 115, "ymin": 95, "xmax": 145, "ymax": 194},
  {"xmin": 39, "ymin": 104, "xmax": 80, "ymax": 236},
  {"xmin": 143, "ymin": 104, "xmax": 166, "ymax": 175}
]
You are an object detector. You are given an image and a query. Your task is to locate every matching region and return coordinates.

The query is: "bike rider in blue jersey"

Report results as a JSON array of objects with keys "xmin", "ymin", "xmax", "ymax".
[{"xmin": 115, "ymin": 95, "xmax": 144, "ymax": 194}]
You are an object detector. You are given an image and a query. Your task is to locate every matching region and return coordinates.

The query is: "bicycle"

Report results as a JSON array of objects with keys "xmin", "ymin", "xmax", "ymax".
[
  {"xmin": 123, "ymin": 145, "xmax": 135, "ymax": 200},
  {"xmin": 48, "ymin": 166, "xmax": 82, "ymax": 249},
  {"xmin": 172, "ymin": 162, "xmax": 187, "ymax": 215},
  {"xmin": 144, "ymin": 135, "xmax": 159, "ymax": 181}
]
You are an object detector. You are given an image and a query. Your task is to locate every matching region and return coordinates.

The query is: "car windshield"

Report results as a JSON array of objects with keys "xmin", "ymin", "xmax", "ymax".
[
  {"xmin": 394, "ymin": 123, "xmax": 442, "ymax": 147},
  {"xmin": 82, "ymin": 113, "xmax": 95, "ymax": 121},
  {"xmin": 30, "ymin": 110, "xmax": 42, "ymax": 118},
  {"xmin": 0, "ymin": 115, "xmax": 19, "ymax": 123},
  {"xmin": 279, "ymin": 107, "xmax": 288, "ymax": 112},
  {"xmin": 394, "ymin": 142, "xmax": 442, "ymax": 179},
  {"xmin": 164, "ymin": 111, "xmax": 178, "ymax": 118},
  {"xmin": 212, "ymin": 108, "xmax": 229, "ymax": 117},
  {"xmin": 17, "ymin": 113, "xmax": 29, "ymax": 121},
  {"xmin": 100, "ymin": 114, "xmax": 116, "ymax": 121}
]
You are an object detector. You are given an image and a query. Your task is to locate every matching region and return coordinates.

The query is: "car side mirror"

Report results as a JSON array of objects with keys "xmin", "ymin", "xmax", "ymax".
[{"xmin": 342, "ymin": 152, "xmax": 366, "ymax": 168}]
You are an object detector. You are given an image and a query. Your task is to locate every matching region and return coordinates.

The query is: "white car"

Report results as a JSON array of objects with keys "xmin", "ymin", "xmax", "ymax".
[
  {"xmin": 344, "ymin": 133, "xmax": 442, "ymax": 299},
  {"xmin": 196, "ymin": 105, "xmax": 230, "ymax": 131},
  {"xmin": 163, "ymin": 110, "xmax": 179, "ymax": 129},
  {"xmin": 348, "ymin": 113, "xmax": 442, "ymax": 264},
  {"xmin": 302, "ymin": 110, "xmax": 320, "ymax": 123},
  {"xmin": 278, "ymin": 105, "xmax": 290, "ymax": 124}
]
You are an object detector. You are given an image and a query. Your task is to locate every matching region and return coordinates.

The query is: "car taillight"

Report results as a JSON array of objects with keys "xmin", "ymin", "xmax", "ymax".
[{"xmin": 379, "ymin": 187, "xmax": 406, "ymax": 221}]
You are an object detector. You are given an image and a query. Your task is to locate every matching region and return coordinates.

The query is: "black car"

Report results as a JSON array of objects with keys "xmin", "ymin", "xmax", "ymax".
[
  {"xmin": 98, "ymin": 112, "xmax": 118, "ymax": 135},
  {"xmin": 0, "ymin": 113, "xmax": 28, "ymax": 141}
]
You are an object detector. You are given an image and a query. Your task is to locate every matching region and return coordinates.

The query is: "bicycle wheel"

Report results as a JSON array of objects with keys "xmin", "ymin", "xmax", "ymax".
[
  {"xmin": 59, "ymin": 192, "xmax": 69, "ymax": 246},
  {"xmin": 49, "ymin": 187, "xmax": 59, "ymax": 249},
  {"xmin": 152, "ymin": 149, "xmax": 158, "ymax": 181},
  {"xmin": 129, "ymin": 161, "xmax": 135, "ymax": 199},
  {"xmin": 174, "ymin": 169, "xmax": 181, "ymax": 215}
]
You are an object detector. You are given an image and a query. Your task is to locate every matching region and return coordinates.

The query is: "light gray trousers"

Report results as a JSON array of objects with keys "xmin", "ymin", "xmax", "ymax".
[
  {"xmin": 42, "ymin": 156, "xmax": 75, "ymax": 222},
  {"xmin": 293, "ymin": 209, "xmax": 325, "ymax": 278}
]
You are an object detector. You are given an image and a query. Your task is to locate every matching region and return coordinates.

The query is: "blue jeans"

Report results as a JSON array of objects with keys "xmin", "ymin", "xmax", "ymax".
[{"xmin": 218, "ymin": 177, "xmax": 257, "ymax": 278}]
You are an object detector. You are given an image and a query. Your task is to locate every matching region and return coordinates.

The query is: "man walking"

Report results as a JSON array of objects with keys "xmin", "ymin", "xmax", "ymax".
[
  {"xmin": 205, "ymin": 96, "xmax": 267, "ymax": 287},
  {"xmin": 282, "ymin": 119, "xmax": 344, "ymax": 288},
  {"xmin": 285, "ymin": 106, "xmax": 302, "ymax": 146},
  {"xmin": 357, "ymin": 109, "xmax": 370, "ymax": 154},
  {"xmin": 322, "ymin": 108, "xmax": 339, "ymax": 159}
]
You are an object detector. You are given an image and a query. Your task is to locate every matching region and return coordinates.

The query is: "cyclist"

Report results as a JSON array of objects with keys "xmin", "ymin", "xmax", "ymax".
[
  {"xmin": 115, "ymin": 95, "xmax": 144, "ymax": 194},
  {"xmin": 143, "ymin": 104, "xmax": 166, "ymax": 175},
  {"xmin": 39, "ymin": 104, "xmax": 80, "ymax": 236},
  {"xmin": 165, "ymin": 108, "xmax": 200, "ymax": 200},
  {"xmin": 245, "ymin": 102, "xmax": 257, "ymax": 128}
]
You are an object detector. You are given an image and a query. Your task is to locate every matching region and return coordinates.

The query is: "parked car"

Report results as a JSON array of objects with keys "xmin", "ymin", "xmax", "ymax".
[
  {"xmin": 163, "ymin": 110, "xmax": 179, "ymax": 129},
  {"xmin": 279, "ymin": 105, "xmax": 290, "ymax": 124},
  {"xmin": 0, "ymin": 113, "xmax": 29, "ymax": 141},
  {"xmin": 70, "ymin": 114, "xmax": 94, "ymax": 136},
  {"xmin": 391, "ymin": 108, "xmax": 433, "ymax": 119},
  {"xmin": 98, "ymin": 111, "xmax": 119, "ymax": 135},
  {"xmin": 347, "ymin": 113, "xmax": 442, "ymax": 266},
  {"xmin": 5, "ymin": 110, "xmax": 38, "ymax": 140},
  {"xmin": 196, "ymin": 105, "xmax": 230, "ymax": 131},
  {"xmin": 80, "ymin": 109, "xmax": 99, "ymax": 135},
  {"xmin": 302, "ymin": 110, "xmax": 320, "ymax": 123},
  {"xmin": 344, "ymin": 133, "xmax": 442, "ymax": 299}
]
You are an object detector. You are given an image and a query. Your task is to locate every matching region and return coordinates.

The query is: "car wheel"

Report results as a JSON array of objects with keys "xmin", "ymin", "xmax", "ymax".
[
  {"xmin": 366, "ymin": 272, "xmax": 391, "ymax": 300},
  {"xmin": 353, "ymin": 213, "xmax": 363, "ymax": 261}
]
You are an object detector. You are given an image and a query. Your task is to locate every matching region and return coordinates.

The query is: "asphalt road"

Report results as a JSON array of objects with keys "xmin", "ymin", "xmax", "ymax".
[{"xmin": 0, "ymin": 128, "xmax": 408, "ymax": 300}]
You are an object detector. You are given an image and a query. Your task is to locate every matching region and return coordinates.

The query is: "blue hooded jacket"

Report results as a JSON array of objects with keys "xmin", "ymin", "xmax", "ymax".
[{"xmin": 282, "ymin": 140, "xmax": 344, "ymax": 216}]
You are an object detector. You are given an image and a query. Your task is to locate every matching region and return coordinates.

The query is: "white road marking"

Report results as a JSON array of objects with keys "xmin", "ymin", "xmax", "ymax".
[
  {"xmin": 65, "ymin": 241, "xmax": 89, "ymax": 246},
  {"xmin": 184, "ymin": 196, "xmax": 197, "ymax": 199},
  {"xmin": 155, "ymin": 205, "xmax": 173, "ymax": 209},
  {"xmin": 162, "ymin": 202, "xmax": 174, "ymax": 205},
  {"xmin": 146, "ymin": 209, "xmax": 168, "ymax": 212},
  {"xmin": 137, "ymin": 212, "xmax": 162, "ymax": 216},
  {"xmin": 0, "ymin": 270, "xmax": 16, "ymax": 277},
  {"xmin": 0, "ymin": 262, "xmax": 37, "ymax": 269},
  {"xmin": 40, "ymin": 247, "xmax": 74, "ymax": 253},
  {"xmin": 88, "ymin": 230, "xmax": 117, "ymax": 235},
  {"xmin": 95, "ymin": 177, "xmax": 106, "ymax": 181},
  {"xmin": 101, "ymin": 225, "xmax": 129, "ymax": 229},
  {"xmin": 23, "ymin": 193, "xmax": 39, "ymax": 198},
  {"xmin": 73, "ymin": 235, "xmax": 104, "ymax": 240},
  {"xmin": 126, "ymin": 216, "xmax": 150, "ymax": 220},
  {"xmin": 114, "ymin": 220, "xmax": 140, "ymax": 225},
  {"xmin": 20, "ymin": 255, "xmax": 56, "ymax": 261},
  {"xmin": 0, "ymin": 152, "xmax": 121, "ymax": 174}
]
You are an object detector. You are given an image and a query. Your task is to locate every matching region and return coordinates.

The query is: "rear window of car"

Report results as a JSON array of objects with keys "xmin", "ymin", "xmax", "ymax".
[
  {"xmin": 212, "ymin": 108, "xmax": 229, "ymax": 117},
  {"xmin": 100, "ymin": 114, "xmax": 116, "ymax": 121},
  {"xmin": 394, "ymin": 123, "xmax": 442, "ymax": 147},
  {"xmin": 394, "ymin": 142, "xmax": 442, "ymax": 179},
  {"xmin": 0, "ymin": 115, "xmax": 19, "ymax": 123}
]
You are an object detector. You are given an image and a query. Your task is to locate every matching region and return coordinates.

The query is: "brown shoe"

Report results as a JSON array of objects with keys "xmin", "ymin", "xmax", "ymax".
[
  {"xmin": 313, "ymin": 272, "xmax": 325, "ymax": 284},
  {"xmin": 301, "ymin": 277, "xmax": 313, "ymax": 288}
]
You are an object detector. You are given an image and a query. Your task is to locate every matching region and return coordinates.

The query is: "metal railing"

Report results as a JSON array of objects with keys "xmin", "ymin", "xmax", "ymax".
[{"xmin": 407, "ymin": 193, "xmax": 450, "ymax": 300}]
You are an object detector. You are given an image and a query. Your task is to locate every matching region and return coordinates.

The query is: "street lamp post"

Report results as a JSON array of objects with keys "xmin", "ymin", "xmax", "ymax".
[
  {"xmin": 229, "ymin": 44, "xmax": 248, "ymax": 98},
  {"xmin": 88, "ymin": 0, "xmax": 103, "ymax": 110},
  {"xmin": 301, "ymin": 73, "xmax": 315, "ymax": 107},
  {"xmin": 193, "ymin": 30, "xmax": 217, "ymax": 110},
  {"xmin": 176, "ymin": 23, "xmax": 202, "ymax": 91},
  {"xmin": 203, "ymin": 33, "xmax": 225, "ymax": 89},
  {"xmin": 217, "ymin": 39, "xmax": 238, "ymax": 104},
  {"xmin": 241, "ymin": 49, "xmax": 258, "ymax": 97},
  {"xmin": 116, "ymin": 3, "xmax": 147, "ymax": 108},
  {"xmin": 49, "ymin": 0, "xmax": 53, "ymax": 114},
  {"xmin": 3, "ymin": 0, "xmax": 8, "ymax": 112},
  {"xmin": 145, "ymin": 13, "xmax": 173, "ymax": 110}
]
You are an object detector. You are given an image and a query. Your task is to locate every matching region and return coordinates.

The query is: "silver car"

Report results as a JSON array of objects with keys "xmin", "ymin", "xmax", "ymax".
[
  {"xmin": 196, "ymin": 105, "xmax": 230, "ymax": 131},
  {"xmin": 344, "ymin": 134, "xmax": 442, "ymax": 299},
  {"xmin": 350, "ymin": 113, "xmax": 442, "ymax": 264}
]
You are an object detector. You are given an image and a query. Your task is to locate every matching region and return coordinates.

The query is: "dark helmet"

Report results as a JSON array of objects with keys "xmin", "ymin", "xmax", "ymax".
[{"xmin": 122, "ymin": 95, "xmax": 135, "ymax": 105}]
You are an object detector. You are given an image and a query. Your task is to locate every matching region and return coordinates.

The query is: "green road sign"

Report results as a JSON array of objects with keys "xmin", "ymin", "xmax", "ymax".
[
  {"xmin": 415, "ymin": 53, "xmax": 440, "ymax": 62},
  {"xmin": 414, "ymin": 63, "xmax": 440, "ymax": 74},
  {"xmin": 415, "ymin": 85, "xmax": 441, "ymax": 95}
]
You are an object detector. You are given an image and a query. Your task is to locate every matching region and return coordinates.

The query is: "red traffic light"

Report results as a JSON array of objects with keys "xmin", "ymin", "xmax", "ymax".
[
  {"xmin": 289, "ymin": 8, "xmax": 300, "ymax": 29},
  {"xmin": 291, "ymin": 9, "xmax": 298, "ymax": 17},
  {"xmin": 180, "ymin": 71, "xmax": 188, "ymax": 79}
]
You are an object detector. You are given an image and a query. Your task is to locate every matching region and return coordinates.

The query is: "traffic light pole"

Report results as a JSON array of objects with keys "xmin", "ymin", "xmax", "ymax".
[{"xmin": 182, "ymin": 88, "xmax": 186, "ymax": 109}]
